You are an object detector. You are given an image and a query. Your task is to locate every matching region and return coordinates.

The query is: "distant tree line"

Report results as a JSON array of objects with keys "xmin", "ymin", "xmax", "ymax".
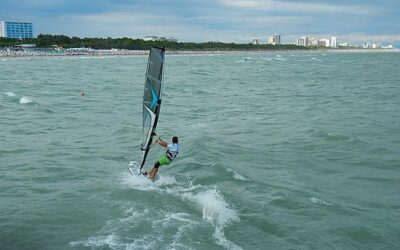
[{"xmin": 0, "ymin": 34, "xmax": 308, "ymax": 51}]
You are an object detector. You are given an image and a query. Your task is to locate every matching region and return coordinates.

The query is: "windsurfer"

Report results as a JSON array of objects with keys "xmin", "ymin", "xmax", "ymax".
[{"xmin": 144, "ymin": 136, "xmax": 179, "ymax": 180}]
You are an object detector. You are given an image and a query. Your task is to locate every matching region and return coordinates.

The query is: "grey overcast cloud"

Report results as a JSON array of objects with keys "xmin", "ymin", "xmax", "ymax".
[{"xmin": 1, "ymin": 0, "xmax": 399, "ymax": 44}]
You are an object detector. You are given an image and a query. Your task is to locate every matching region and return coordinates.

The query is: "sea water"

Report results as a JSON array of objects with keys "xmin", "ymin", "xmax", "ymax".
[{"xmin": 1, "ymin": 51, "xmax": 400, "ymax": 250}]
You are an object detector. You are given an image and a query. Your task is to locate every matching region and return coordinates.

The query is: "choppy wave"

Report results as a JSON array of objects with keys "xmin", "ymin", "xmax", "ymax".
[
  {"xmin": 167, "ymin": 181, "xmax": 241, "ymax": 249},
  {"xmin": 71, "ymin": 210, "xmax": 199, "ymax": 249},
  {"xmin": 3, "ymin": 51, "xmax": 400, "ymax": 250},
  {"xmin": 310, "ymin": 197, "xmax": 333, "ymax": 206},
  {"xmin": 226, "ymin": 168, "xmax": 250, "ymax": 181},
  {"xmin": 183, "ymin": 189, "xmax": 241, "ymax": 249},
  {"xmin": 19, "ymin": 96, "xmax": 33, "ymax": 104},
  {"xmin": 4, "ymin": 92, "xmax": 36, "ymax": 105},
  {"xmin": 5, "ymin": 91, "xmax": 17, "ymax": 97},
  {"xmin": 117, "ymin": 171, "xmax": 242, "ymax": 249},
  {"xmin": 72, "ymin": 171, "xmax": 241, "ymax": 249},
  {"xmin": 121, "ymin": 171, "xmax": 177, "ymax": 191},
  {"xmin": 70, "ymin": 234, "xmax": 123, "ymax": 249}
]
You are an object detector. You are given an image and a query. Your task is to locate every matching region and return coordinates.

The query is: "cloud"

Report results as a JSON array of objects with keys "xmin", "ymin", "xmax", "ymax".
[
  {"xmin": 78, "ymin": 12, "xmax": 164, "ymax": 24},
  {"xmin": 219, "ymin": 0, "xmax": 377, "ymax": 15},
  {"xmin": 68, "ymin": 10, "xmax": 315, "ymax": 42},
  {"xmin": 338, "ymin": 33, "xmax": 400, "ymax": 44},
  {"xmin": 1, "ymin": 0, "xmax": 399, "ymax": 44}
]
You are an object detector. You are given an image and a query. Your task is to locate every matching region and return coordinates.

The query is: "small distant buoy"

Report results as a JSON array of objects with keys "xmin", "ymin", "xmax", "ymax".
[{"xmin": 80, "ymin": 92, "xmax": 85, "ymax": 96}]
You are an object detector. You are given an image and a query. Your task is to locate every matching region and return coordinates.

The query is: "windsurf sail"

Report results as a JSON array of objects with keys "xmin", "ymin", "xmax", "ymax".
[{"xmin": 138, "ymin": 47, "xmax": 165, "ymax": 173}]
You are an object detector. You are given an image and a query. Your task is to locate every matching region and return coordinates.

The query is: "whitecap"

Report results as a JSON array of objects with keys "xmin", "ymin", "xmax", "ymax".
[
  {"xmin": 152, "ymin": 212, "xmax": 198, "ymax": 244},
  {"xmin": 311, "ymin": 57, "xmax": 322, "ymax": 61},
  {"xmin": 159, "ymin": 179, "xmax": 242, "ymax": 249},
  {"xmin": 155, "ymin": 174, "xmax": 178, "ymax": 186},
  {"xmin": 193, "ymin": 189, "xmax": 238, "ymax": 226},
  {"xmin": 70, "ymin": 234, "xmax": 121, "ymax": 248},
  {"xmin": 5, "ymin": 92, "xmax": 16, "ymax": 97},
  {"xmin": 19, "ymin": 96, "xmax": 33, "ymax": 104},
  {"xmin": 70, "ymin": 204, "xmax": 155, "ymax": 249},
  {"xmin": 310, "ymin": 197, "xmax": 333, "ymax": 206},
  {"xmin": 214, "ymin": 226, "xmax": 243, "ymax": 250},
  {"xmin": 226, "ymin": 168, "xmax": 250, "ymax": 181},
  {"xmin": 120, "ymin": 163, "xmax": 177, "ymax": 191},
  {"xmin": 118, "ymin": 209, "xmax": 141, "ymax": 224},
  {"xmin": 159, "ymin": 213, "xmax": 199, "ymax": 249},
  {"xmin": 181, "ymin": 188, "xmax": 242, "ymax": 249},
  {"xmin": 120, "ymin": 168, "xmax": 242, "ymax": 249},
  {"xmin": 121, "ymin": 172, "xmax": 157, "ymax": 191},
  {"xmin": 163, "ymin": 212, "xmax": 193, "ymax": 223},
  {"xmin": 233, "ymin": 172, "xmax": 249, "ymax": 181}
]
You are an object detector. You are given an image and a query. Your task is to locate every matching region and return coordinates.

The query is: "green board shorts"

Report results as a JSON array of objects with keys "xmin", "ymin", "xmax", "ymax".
[{"xmin": 158, "ymin": 155, "xmax": 171, "ymax": 166}]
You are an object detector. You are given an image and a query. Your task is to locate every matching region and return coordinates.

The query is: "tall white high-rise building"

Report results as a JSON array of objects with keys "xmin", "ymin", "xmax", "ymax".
[
  {"xmin": 273, "ymin": 34, "xmax": 281, "ymax": 45},
  {"xmin": 331, "ymin": 37, "xmax": 337, "ymax": 48},
  {"xmin": 297, "ymin": 36, "xmax": 309, "ymax": 46},
  {"xmin": 268, "ymin": 34, "xmax": 281, "ymax": 45},
  {"xmin": 0, "ymin": 21, "xmax": 5, "ymax": 37},
  {"xmin": 308, "ymin": 37, "xmax": 318, "ymax": 46},
  {"xmin": 253, "ymin": 38, "xmax": 260, "ymax": 45}
]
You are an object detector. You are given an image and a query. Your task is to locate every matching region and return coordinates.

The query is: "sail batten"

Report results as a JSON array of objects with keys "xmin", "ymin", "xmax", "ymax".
[
  {"xmin": 146, "ymin": 75, "xmax": 162, "ymax": 85},
  {"xmin": 138, "ymin": 47, "xmax": 165, "ymax": 172}
]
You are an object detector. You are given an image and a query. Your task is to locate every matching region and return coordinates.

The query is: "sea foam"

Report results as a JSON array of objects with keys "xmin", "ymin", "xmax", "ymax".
[
  {"xmin": 121, "ymin": 172, "xmax": 158, "ymax": 191},
  {"xmin": 70, "ymin": 234, "xmax": 122, "ymax": 249},
  {"xmin": 122, "ymin": 170, "xmax": 242, "ymax": 249},
  {"xmin": 226, "ymin": 168, "xmax": 250, "ymax": 181},
  {"xmin": 310, "ymin": 197, "xmax": 333, "ymax": 206},
  {"xmin": 5, "ymin": 91, "xmax": 16, "ymax": 97},
  {"xmin": 175, "ymin": 186, "xmax": 242, "ymax": 249},
  {"xmin": 19, "ymin": 96, "xmax": 33, "ymax": 104}
]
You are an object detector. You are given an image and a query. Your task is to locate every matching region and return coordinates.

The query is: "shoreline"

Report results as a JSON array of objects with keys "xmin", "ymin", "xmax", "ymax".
[{"xmin": 0, "ymin": 48, "xmax": 398, "ymax": 58}]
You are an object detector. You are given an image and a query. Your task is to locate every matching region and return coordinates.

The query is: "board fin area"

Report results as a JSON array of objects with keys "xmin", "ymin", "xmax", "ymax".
[{"xmin": 128, "ymin": 161, "xmax": 147, "ymax": 176}]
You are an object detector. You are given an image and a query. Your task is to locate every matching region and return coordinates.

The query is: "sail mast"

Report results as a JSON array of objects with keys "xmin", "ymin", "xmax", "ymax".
[{"xmin": 138, "ymin": 47, "xmax": 165, "ymax": 172}]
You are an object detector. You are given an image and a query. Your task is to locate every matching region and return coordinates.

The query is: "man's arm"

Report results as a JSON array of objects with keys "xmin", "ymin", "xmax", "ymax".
[{"xmin": 157, "ymin": 138, "xmax": 168, "ymax": 148}]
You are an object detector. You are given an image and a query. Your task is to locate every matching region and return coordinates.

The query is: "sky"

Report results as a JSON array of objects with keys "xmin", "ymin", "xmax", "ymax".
[{"xmin": 1, "ymin": 0, "xmax": 399, "ymax": 44}]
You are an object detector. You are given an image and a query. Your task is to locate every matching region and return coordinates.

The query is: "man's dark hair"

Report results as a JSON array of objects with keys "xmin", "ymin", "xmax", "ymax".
[{"xmin": 172, "ymin": 136, "xmax": 178, "ymax": 144}]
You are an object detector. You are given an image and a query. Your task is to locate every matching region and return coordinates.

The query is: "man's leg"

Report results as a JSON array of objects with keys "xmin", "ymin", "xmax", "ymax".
[{"xmin": 148, "ymin": 162, "xmax": 160, "ymax": 180}]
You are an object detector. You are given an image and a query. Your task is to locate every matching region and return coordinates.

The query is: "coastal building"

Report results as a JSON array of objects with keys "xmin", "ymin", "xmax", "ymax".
[
  {"xmin": 253, "ymin": 38, "xmax": 260, "ymax": 45},
  {"xmin": 318, "ymin": 38, "xmax": 330, "ymax": 47},
  {"xmin": 362, "ymin": 43, "xmax": 379, "ymax": 49},
  {"xmin": 297, "ymin": 36, "xmax": 309, "ymax": 46},
  {"xmin": 308, "ymin": 37, "xmax": 318, "ymax": 46},
  {"xmin": 331, "ymin": 37, "xmax": 337, "ymax": 48},
  {"xmin": 268, "ymin": 34, "xmax": 281, "ymax": 45},
  {"xmin": 143, "ymin": 36, "xmax": 178, "ymax": 42},
  {"xmin": 0, "ymin": 21, "xmax": 33, "ymax": 38},
  {"xmin": 143, "ymin": 36, "xmax": 159, "ymax": 41},
  {"xmin": 296, "ymin": 35, "xmax": 339, "ymax": 48},
  {"xmin": 0, "ymin": 21, "xmax": 4, "ymax": 37},
  {"xmin": 381, "ymin": 45, "xmax": 393, "ymax": 49}
]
